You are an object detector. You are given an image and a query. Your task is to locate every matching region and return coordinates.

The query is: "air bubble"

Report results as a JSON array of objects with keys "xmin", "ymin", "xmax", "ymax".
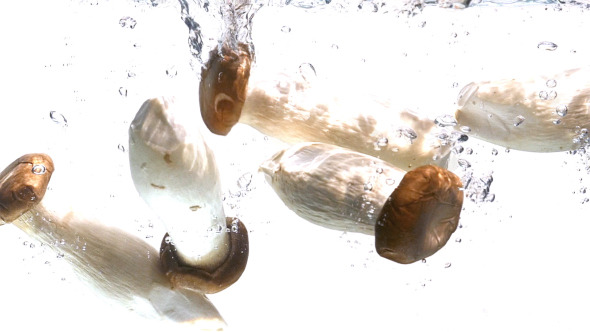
[
  {"xmin": 119, "ymin": 16, "xmax": 137, "ymax": 29},
  {"xmin": 434, "ymin": 114, "xmax": 458, "ymax": 127},
  {"xmin": 237, "ymin": 172, "xmax": 253, "ymax": 190},
  {"xmin": 539, "ymin": 91, "xmax": 549, "ymax": 100},
  {"xmin": 385, "ymin": 178, "xmax": 395, "ymax": 186},
  {"xmin": 299, "ymin": 63, "xmax": 316, "ymax": 82},
  {"xmin": 376, "ymin": 137, "xmax": 388, "ymax": 147},
  {"xmin": 553, "ymin": 119, "xmax": 562, "ymax": 125},
  {"xmin": 117, "ymin": 144, "xmax": 126, "ymax": 152},
  {"xmin": 513, "ymin": 115, "xmax": 525, "ymax": 127},
  {"xmin": 32, "ymin": 164, "xmax": 46, "ymax": 175},
  {"xmin": 358, "ymin": 0, "xmax": 378, "ymax": 12},
  {"xmin": 363, "ymin": 182, "xmax": 373, "ymax": 191},
  {"xmin": 281, "ymin": 26, "xmax": 291, "ymax": 33},
  {"xmin": 119, "ymin": 87, "xmax": 128, "ymax": 97},
  {"xmin": 50, "ymin": 111, "xmax": 68, "ymax": 127},
  {"xmin": 376, "ymin": 168, "xmax": 383, "ymax": 174},
  {"xmin": 537, "ymin": 41, "xmax": 557, "ymax": 51},
  {"xmin": 556, "ymin": 104, "xmax": 568, "ymax": 117},
  {"xmin": 397, "ymin": 128, "xmax": 418, "ymax": 142},
  {"xmin": 491, "ymin": 148, "xmax": 498, "ymax": 156},
  {"xmin": 548, "ymin": 90, "xmax": 557, "ymax": 100},
  {"xmin": 457, "ymin": 159, "xmax": 471, "ymax": 168},
  {"xmin": 166, "ymin": 66, "xmax": 178, "ymax": 77},
  {"xmin": 546, "ymin": 79, "xmax": 557, "ymax": 88},
  {"xmin": 460, "ymin": 126, "xmax": 471, "ymax": 133},
  {"xmin": 444, "ymin": 262, "xmax": 452, "ymax": 268}
]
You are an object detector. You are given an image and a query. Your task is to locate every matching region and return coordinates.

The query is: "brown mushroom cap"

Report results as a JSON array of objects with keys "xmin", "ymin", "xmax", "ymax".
[
  {"xmin": 199, "ymin": 43, "xmax": 251, "ymax": 136},
  {"xmin": 375, "ymin": 165, "xmax": 463, "ymax": 264},
  {"xmin": 0, "ymin": 154, "xmax": 54, "ymax": 224},
  {"xmin": 160, "ymin": 217, "xmax": 249, "ymax": 294}
]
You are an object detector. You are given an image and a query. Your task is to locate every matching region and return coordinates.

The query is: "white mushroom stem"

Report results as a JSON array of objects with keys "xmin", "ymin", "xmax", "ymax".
[
  {"xmin": 260, "ymin": 142, "xmax": 406, "ymax": 235},
  {"xmin": 199, "ymin": 45, "xmax": 452, "ymax": 171},
  {"xmin": 0, "ymin": 154, "xmax": 226, "ymax": 328},
  {"xmin": 129, "ymin": 97, "xmax": 249, "ymax": 294},
  {"xmin": 241, "ymin": 67, "xmax": 452, "ymax": 170},
  {"xmin": 260, "ymin": 142, "xmax": 464, "ymax": 264},
  {"xmin": 455, "ymin": 67, "xmax": 590, "ymax": 152},
  {"xmin": 129, "ymin": 97, "xmax": 229, "ymax": 269}
]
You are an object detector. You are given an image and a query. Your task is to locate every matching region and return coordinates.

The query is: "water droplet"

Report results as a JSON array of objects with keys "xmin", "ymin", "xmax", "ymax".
[
  {"xmin": 32, "ymin": 164, "xmax": 46, "ymax": 175},
  {"xmin": 513, "ymin": 115, "xmax": 525, "ymax": 127},
  {"xmin": 363, "ymin": 182, "xmax": 373, "ymax": 191},
  {"xmin": 457, "ymin": 159, "xmax": 471, "ymax": 168},
  {"xmin": 358, "ymin": 0, "xmax": 378, "ymax": 12},
  {"xmin": 556, "ymin": 104, "xmax": 568, "ymax": 117},
  {"xmin": 460, "ymin": 126, "xmax": 471, "ymax": 133},
  {"xmin": 537, "ymin": 41, "xmax": 557, "ymax": 51},
  {"xmin": 231, "ymin": 223, "xmax": 239, "ymax": 233},
  {"xmin": 119, "ymin": 87, "xmax": 128, "ymax": 97},
  {"xmin": 397, "ymin": 128, "xmax": 418, "ymax": 142},
  {"xmin": 164, "ymin": 236, "xmax": 172, "ymax": 244},
  {"xmin": 49, "ymin": 111, "xmax": 68, "ymax": 127},
  {"xmin": 281, "ymin": 25, "xmax": 291, "ymax": 33},
  {"xmin": 377, "ymin": 137, "xmax": 388, "ymax": 147},
  {"xmin": 299, "ymin": 63, "xmax": 316, "ymax": 82},
  {"xmin": 385, "ymin": 178, "xmax": 395, "ymax": 186},
  {"xmin": 166, "ymin": 66, "xmax": 178, "ymax": 77},
  {"xmin": 421, "ymin": 259, "xmax": 427, "ymax": 263},
  {"xmin": 119, "ymin": 16, "xmax": 137, "ymax": 29},
  {"xmin": 546, "ymin": 79, "xmax": 557, "ymax": 88},
  {"xmin": 237, "ymin": 172, "xmax": 253, "ymax": 190},
  {"xmin": 539, "ymin": 90, "xmax": 549, "ymax": 100},
  {"xmin": 434, "ymin": 114, "xmax": 458, "ymax": 127}
]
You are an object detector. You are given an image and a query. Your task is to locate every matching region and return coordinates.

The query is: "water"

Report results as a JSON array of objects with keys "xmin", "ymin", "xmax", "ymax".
[{"xmin": 1, "ymin": 0, "xmax": 590, "ymax": 331}]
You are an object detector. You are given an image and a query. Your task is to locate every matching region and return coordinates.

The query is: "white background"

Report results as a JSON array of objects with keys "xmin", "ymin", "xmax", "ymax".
[{"xmin": 0, "ymin": 1, "xmax": 589, "ymax": 331}]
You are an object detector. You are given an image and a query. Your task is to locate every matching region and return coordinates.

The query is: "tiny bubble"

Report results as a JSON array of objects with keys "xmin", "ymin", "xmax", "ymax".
[
  {"xmin": 537, "ymin": 41, "xmax": 557, "ymax": 51},
  {"xmin": 119, "ymin": 16, "xmax": 137, "ymax": 29}
]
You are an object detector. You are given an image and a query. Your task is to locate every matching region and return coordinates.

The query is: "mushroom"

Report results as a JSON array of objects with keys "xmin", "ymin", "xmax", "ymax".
[
  {"xmin": 259, "ymin": 142, "xmax": 464, "ymax": 264},
  {"xmin": 0, "ymin": 153, "xmax": 226, "ymax": 328},
  {"xmin": 129, "ymin": 96, "xmax": 249, "ymax": 294},
  {"xmin": 200, "ymin": 44, "xmax": 452, "ymax": 170},
  {"xmin": 455, "ymin": 67, "xmax": 590, "ymax": 152}
]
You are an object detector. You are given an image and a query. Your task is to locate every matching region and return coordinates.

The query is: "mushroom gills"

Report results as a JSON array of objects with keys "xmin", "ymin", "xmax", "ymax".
[
  {"xmin": 200, "ymin": 44, "xmax": 451, "ymax": 171},
  {"xmin": 0, "ymin": 154, "xmax": 226, "ymax": 327},
  {"xmin": 260, "ymin": 142, "xmax": 463, "ymax": 263},
  {"xmin": 129, "ymin": 97, "xmax": 249, "ymax": 294},
  {"xmin": 455, "ymin": 67, "xmax": 590, "ymax": 152}
]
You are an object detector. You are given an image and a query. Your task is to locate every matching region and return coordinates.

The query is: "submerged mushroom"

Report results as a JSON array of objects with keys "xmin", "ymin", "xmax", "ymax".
[
  {"xmin": 0, "ymin": 154, "xmax": 226, "ymax": 327},
  {"xmin": 260, "ymin": 142, "xmax": 463, "ymax": 264},
  {"xmin": 200, "ymin": 44, "xmax": 451, "ymax": 170},
  {"xmin": 129, "ymin": 97, "xmax": 249, "ymax": 294},
  {"xmin": 455, "ymin": 67, "xmax": 590, "ymax": 152}
]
